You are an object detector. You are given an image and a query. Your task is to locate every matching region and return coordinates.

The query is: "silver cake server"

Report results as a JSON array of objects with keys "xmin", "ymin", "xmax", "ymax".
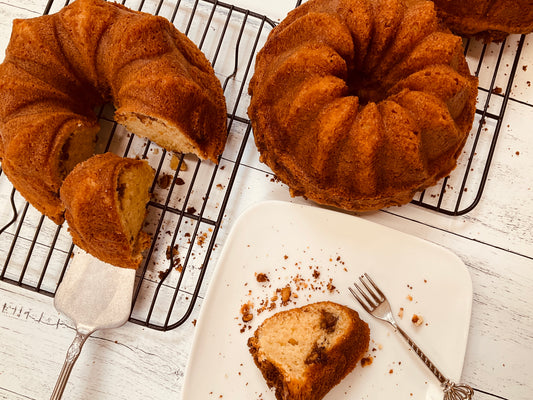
[{"xmin": 50, "ymin": 248, "xmax": 136, "ymax": 400}]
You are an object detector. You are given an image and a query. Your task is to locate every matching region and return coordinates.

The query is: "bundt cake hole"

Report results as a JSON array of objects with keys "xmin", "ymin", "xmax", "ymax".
[
  {"xmin": 116, "ymin": 163, "xmax": 153, "ymax": 246},
  {"xmin": 345, "ymin": 72, "xmax": 387, "ymax": 105}
]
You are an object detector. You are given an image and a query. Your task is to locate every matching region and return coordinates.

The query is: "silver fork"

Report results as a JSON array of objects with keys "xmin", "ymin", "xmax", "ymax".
[{"xmin": 349, "ymin": 273, "xmax": 474, "ymax": 400}]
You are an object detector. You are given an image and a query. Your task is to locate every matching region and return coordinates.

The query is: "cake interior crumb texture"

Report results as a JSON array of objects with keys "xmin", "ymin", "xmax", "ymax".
[
  {"xmin": 117, "ymin": 112, "xmax": 200, "ymax": 158},
  {"xmin": 118, "ymin": 163, "xmax": 154, "ymax": 247},
  {"xmin": 248, "ymin": 301, "xmax": 370, "ymax": 400}
]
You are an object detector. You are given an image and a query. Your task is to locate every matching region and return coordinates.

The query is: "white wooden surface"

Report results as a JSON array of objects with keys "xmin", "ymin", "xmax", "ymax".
[{"xmin": 0, "ymin": 1, "xmax": 532, "ymax": 399}]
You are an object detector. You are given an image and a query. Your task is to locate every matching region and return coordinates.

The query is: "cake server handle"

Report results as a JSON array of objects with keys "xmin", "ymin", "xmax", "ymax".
[{"xmin": 50, "ymin": 328, "xmax": 93, "ymax": 400}]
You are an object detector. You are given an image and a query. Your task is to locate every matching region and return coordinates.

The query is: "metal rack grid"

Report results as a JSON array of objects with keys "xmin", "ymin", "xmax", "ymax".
[
  {"xmin": 410, "ymin": 34, "xmax": 528, "ymax": 215},
  {"xmin": 0, "ymin": 0, "xmax": 529, "ymax": 329}
]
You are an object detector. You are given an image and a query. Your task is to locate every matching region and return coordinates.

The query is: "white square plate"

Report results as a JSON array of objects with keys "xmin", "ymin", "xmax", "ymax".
[{"xmin": 182, "ymin": 201, "xmax": 472, "ymax": 399}]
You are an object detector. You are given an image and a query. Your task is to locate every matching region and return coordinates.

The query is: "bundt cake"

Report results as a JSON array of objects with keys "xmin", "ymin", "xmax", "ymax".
[
  {"xmin": 0, "ymin": 0, "xmax": 227, "ymax": 224},
  {"xmin": 60, "ymin": 152, "xmax": 155, "ymax": 269},
  {"xmin": 432, "ymin": 0, "xmax": 533, "ymax": 42},
  {"xmin": 248, "ymin": 301, "xmax": 370, "ymax": 400},
  {"xmin": 248, "ymin": 0, "xmax": 478, "ymax": 212}
]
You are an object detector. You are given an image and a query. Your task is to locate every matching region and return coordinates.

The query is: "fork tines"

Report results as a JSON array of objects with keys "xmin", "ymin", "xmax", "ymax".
[{"xmin": 349, "ymin": 273, "xmax": 386, "ymax": 312}]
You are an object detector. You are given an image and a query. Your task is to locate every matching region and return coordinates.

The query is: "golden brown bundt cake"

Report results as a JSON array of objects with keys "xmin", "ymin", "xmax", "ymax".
[
  {"xmin": 248, "ymin": 301, "xmax": 370, "ymax": 400},
  {"xmin": 0, "ymin": 0, "xmax": 227, "ymax": 224},
  {"xmin": 432, "ymin": 0, "xmax": 533, "ymax": 42},
  {"xmin": 60, "ymin": 152, "xmax": 155, "ymax": 269},
  {"xmin": 248, "ymin": 0, "xmax": 478, "ymax": 212}
]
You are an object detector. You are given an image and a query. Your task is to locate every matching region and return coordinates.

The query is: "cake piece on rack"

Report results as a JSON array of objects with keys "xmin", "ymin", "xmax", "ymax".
[{"xmin": 60, "ymin": 153, "xmax": 155, "ymax": 269}]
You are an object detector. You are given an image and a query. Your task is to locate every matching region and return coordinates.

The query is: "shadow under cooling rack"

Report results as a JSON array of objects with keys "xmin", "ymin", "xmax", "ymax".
[{"xmin": 0, "ymin": 0, "xmax": 528, "ymax": 330}]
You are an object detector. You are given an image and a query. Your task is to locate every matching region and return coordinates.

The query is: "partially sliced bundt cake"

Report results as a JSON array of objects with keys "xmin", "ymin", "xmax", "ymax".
[
  {"xmin": 248, "ymin": 0, "xmax": 478, "ymax": 212},
  {"xmin": 60, "ymin": 153, "xmax": 155, "ymax": 269},
  {"xmin": 248, "ymin": 301, "xmax": 370, "ymax": 400},
  {"xmin": 0, "ymin": 0, "xmax": 227, "ymax": 224}
]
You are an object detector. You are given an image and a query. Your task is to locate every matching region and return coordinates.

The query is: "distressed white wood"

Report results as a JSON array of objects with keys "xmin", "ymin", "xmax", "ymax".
[
  {"xmin": 0, "ymin": 1, "xmax": 532, "ymax": 400},
  {"xmin": 0, "ymin": 283, "xmax": 200, "ymax": 399}
]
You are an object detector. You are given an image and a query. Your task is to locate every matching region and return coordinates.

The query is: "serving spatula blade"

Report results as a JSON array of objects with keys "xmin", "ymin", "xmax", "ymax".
[{"xmin": 50, "ymin": 248, "xmax": 136, "ymax": 399}]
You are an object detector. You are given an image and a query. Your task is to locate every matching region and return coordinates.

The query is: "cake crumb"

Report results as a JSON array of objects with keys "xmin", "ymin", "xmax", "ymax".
[
  {"xmin": 360, "ymin": 356, "xmax": 373, "ymax": 367},
  {"xmin": 166, "ymin": 244, "xmax": 179, "ymax": 260},
  {"xmin": 398, "ymin": 307, "xmax": 404, "ymax": 319},
  {"xmin": 157, "ymin": 174, "xmax": 173, "ymax": 189},
  {"xmin": 197, "ymin": 231, "xmax": 208, "ymax": 246},
  {"xmin": 170, "ymin": 154, "xmax": 188, "ymax": 171},
  {"xmin": 280, "ymin": 286, "xmax": 292, "ymax": 305},
  {"xmin": 241, "ymin": 302, "xmax": 254, "ymax": 323},
  {"xmin": 170, "ymin": 154, "xmax": 180, "ymax": 170},
  {"xmin": 411, "ymin": 314, "xmax": 424, "ymax": 326}
]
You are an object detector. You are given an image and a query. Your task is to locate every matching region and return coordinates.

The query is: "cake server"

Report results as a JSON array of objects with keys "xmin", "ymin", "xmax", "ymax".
[{"xmin": 50, "ymin": 248, "xmax": 136, "ymax": 400}]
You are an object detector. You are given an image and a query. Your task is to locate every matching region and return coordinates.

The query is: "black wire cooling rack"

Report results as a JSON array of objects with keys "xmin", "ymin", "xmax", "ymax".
[{"xmin": 0, "ymin": 0, "xmax": 529, "ymax": 330}]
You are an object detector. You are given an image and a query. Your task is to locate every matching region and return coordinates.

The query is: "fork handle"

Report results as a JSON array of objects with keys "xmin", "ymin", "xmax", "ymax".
[
  {"xmin": 394, "ymin": 324, "xmax": 447, "ymax": 383},
  {"xmin": 393, "ymin": 324, "xmax": 474, "ymax": 399}
]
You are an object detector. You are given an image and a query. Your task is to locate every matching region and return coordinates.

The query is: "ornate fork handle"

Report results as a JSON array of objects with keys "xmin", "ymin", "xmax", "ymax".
[
  {"xmin": 350, "ymin": 274, "xmax": 474, "ymax": 400},
  {"xmin": 392, "ymin": 322, "xmax": 473, "ymax": 399}
]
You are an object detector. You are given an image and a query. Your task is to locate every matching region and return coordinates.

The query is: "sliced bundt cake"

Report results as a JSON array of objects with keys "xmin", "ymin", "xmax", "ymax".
[
  {"xmin": 0, "ymin": 0, "xmax": 227, "ymax": 223},
  {"xmin": 248, "ymin": 301, "xmax": 370, "ymax": 400}
]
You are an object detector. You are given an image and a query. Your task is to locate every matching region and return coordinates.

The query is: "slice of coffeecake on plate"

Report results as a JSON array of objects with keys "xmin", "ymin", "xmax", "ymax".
[{"xmin": 248, "ymin": 301, "xmax": 370, "ymax": 400}]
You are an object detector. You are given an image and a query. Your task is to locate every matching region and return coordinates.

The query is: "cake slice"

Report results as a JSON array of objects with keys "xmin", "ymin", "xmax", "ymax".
[
  {"xmin": 247, "ymin": 301, "xmax": 370, "ymax": 400},
  {"xmin": 60, "ymin": 152, "xmax": 155, "ymax": 269}
]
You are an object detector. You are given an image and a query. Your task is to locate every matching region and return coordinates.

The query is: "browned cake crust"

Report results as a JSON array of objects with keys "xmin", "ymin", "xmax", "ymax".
[
  {"xmin": 0, "ymin": 0, "xmax": 227, "ymax": 223},
  {"xmin": 60, "ymin": 153, "xmax": 155, "ymax": 269},
  {"xmin": 432, "ymin": 0, "xmax": 533, "ymax": 42},
  {"xmin": 248, "ymin": 0, "xmax": 478, "ymax": 212},
  {"xmin": 248, "ymin": 301, "xmax": 370, "ymax": 400}
]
